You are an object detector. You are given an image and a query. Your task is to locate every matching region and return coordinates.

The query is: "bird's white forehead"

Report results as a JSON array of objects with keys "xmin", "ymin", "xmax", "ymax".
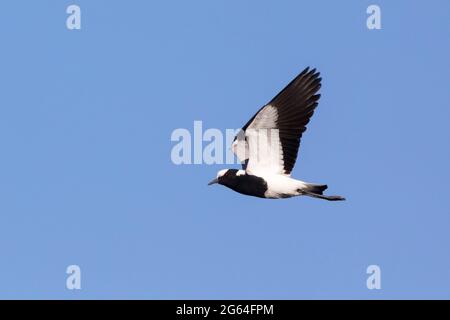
[
  {"xmin": 217, "ymin": 169, "xmax": 245, "ymax": 178},
  {"xmin": 217, "ymin": 169, "xmax": 229, "ymax": 178}
]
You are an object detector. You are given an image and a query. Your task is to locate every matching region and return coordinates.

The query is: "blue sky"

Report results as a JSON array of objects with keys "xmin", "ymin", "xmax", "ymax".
[{"xmin": 0, "ymin": 0, "xmax": 449, "ymax": 299}]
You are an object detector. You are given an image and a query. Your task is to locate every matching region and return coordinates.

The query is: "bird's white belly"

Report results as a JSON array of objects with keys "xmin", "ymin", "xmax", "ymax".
[{"xmin": 256, "ymin": 173, "xmax": 306, "ymax": 199}]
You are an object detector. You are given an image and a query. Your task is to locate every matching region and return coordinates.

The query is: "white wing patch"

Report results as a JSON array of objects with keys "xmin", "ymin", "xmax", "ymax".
[
  {"xmin": 249, "ymin": 105, "xmax": 278, "ymax": 129},
  {"xmin": 245, "ymin": 127, "xmax": 285, "ymax": 176},
  {"xmin": 231, "ymin": 105, "xmax": 289, "ymax": 176},
  {"xmin": 231, "ymin": 105, "xmax": 279, "ymax": 165},
  {"xmin": 231, "ymin": 133, "xmax": 249, "ymax": 164}
]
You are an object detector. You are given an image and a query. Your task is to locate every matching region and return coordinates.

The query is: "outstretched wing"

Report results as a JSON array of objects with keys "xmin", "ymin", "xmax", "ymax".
[{"xmin": 232, "ymin": 67, "xmax": 321, "ymax": 175}]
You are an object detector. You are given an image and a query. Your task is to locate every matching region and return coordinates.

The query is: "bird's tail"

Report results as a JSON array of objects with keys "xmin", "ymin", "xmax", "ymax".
[{"xmin": 302, "ymin": 183, "xmax": 345, "ymax": 201}]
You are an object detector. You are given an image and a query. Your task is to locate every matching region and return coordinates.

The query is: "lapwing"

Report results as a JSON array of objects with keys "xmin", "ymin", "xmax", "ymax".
[{"xmin": 208, "ymin": 67, "xmax": 345, "ymax": 201}]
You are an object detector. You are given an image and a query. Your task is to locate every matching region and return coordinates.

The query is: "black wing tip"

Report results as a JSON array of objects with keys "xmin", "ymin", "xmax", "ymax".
[
  {"xmin": 303, "ymin": 66, "xmax": 320, "ymax": 78},
  {"xmin": 269, "ymin": 67, "xmax": 321, "ymax": 104},
  {"xmin": 300, "ymin": 66, "xmax": 320, "ymax": 78},
  {"xmin": 297, "ymin": 67, "xmax": 321, "ymax": 88}
]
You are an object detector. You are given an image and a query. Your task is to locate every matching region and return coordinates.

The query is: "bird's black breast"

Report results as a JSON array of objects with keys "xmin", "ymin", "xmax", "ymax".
[{"xmin": 219, "ymin": 171, "xmax": 268, "ymax": 198}]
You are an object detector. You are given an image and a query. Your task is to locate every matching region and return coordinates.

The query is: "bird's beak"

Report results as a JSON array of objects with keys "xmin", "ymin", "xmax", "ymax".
[{"xmin": 208, "ymin": 178, "xmax": 219, "ymax": 186}]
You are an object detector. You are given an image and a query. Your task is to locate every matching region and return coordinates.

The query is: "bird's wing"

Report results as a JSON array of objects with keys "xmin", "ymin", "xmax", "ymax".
[
  {"xmin": 232, "ymin": 67, "xmax": 321, "ymax": 175},
  {"xmin": 231, "ymin": 129, "xmax": 250, "ymax": 169}
]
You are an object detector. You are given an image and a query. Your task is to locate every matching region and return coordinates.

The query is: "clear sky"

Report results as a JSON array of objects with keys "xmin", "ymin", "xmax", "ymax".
[{"xmin": 0, "ymin": 0, "xmax": 449, "ymax": 299}]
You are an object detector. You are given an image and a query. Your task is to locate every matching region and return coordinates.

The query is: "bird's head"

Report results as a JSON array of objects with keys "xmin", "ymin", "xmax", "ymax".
[{"xmin": 207, "ymin": 169, "xmax": 238, "ymax": 186}]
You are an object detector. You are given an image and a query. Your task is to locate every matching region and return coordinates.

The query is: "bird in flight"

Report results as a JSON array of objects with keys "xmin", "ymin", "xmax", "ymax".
[{"xmin": 208, "ymin": 67, "xmax": 345, "ymax": 201}]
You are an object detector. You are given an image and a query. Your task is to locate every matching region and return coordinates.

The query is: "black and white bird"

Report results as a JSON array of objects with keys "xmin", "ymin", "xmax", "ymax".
[{"xmin": 208, "ymin": 67, "xmax": 345, "ymax": 201}]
